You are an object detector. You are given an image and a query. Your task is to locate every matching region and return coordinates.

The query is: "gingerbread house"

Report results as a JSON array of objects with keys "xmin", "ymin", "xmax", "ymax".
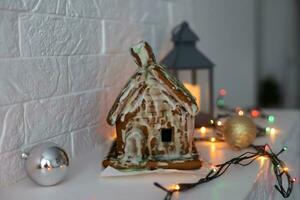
[{"xmin": 103, "ymin": 41, "xmax": 201, "ymax": 170}]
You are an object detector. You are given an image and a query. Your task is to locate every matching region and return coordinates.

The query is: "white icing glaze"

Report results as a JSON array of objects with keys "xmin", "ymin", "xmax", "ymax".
[
  {"xmin": 107, "ymin": 42, "xmax": 199, "ymax": 165},
  {"xmin": 151, "ymin": 67, "xmax": 198, "ymax": 116},
  {"xmin": 107, "ymin": 65, "xmax": 198, "ymax": 125},
  {"xmin": 131, "ymin": 42, "xmax": 150, "ymax": 67},
  {"xmin": 109, "ymin": 71, "xmax": 144, "ymax": 125},
  {"xmin": 122, "ymin": 128, "xmax": 144, "ymax": 164},
  {"xmin": 118, "ymin": 66, "xmax": 194, "ymax": 163},
  {"xmin": 157, "ymin": 162, "xmax": 169, "ymax": 166},
  {"xmin": 173, "ymin": 160, "xmax": 185, "ymax": 163}
]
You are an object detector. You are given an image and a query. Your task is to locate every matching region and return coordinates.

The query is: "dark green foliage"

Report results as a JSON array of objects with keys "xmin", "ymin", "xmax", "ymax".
[{"xmin": 258, "ymin": 77, "xmax": 282, "ymax": 107}]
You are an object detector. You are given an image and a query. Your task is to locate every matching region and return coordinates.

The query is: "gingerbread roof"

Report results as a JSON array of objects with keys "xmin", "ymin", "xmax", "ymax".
[{"xmin": 107, "ymin": 41, "xmax": 199, "ymax": 125}]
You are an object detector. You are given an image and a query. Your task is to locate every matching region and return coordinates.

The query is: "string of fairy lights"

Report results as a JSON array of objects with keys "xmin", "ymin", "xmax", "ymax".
[
  {"xmin": 194, "ymin": 113, "xmax": 275, "ymax": 143},
  {"xmin": 154, "ymin": 144, "xmax": 295, "ymax": 200},
  {"xmin": 153, "ymin": 89, "xmax": 295, "ymax": 200},
  {"xmin": 195, "ymin": 89, "xmax": 277, "ymax": 143},
  {"xmin": 216, "ymin": 88, "xmax": 276, "ymax": 123}
]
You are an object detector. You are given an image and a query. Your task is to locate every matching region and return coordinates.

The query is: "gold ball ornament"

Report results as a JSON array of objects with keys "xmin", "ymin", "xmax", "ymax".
[{"xmin": 223, "ymin": 116, "xmax": 257, "ymax": 149}]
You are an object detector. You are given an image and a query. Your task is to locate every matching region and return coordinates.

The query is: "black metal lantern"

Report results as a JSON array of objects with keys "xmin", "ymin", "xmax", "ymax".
[{"xmin": 161, "ymin": 22, "xmax": 214, "ymax": 127}]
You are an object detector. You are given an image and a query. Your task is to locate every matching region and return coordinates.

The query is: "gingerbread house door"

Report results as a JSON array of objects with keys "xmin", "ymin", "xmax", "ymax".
[{"xmin": 123, "ymin": 128, "xmax": 144, "ymax": 163}]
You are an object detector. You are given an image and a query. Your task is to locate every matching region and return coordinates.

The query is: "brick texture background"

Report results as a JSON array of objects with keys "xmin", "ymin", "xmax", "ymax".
[{"xmin": 0, "ymin": 0, "xmax": 198, "ymax": 186}]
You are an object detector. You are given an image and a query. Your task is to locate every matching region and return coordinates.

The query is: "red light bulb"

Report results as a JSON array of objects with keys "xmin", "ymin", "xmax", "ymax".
[
  {"xmin": 219, "ymin": 88, "xmax": 227, "ymax": 96},
  {"xmin": 251, "ymin": 109, "xmax": 260, "ymax": 118}
]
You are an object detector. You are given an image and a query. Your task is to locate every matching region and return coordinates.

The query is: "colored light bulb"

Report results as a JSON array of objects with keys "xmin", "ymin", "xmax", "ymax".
[
  {"xmin": 238, "ymin": 110, "xmax": 244, "ymax": 116},
  {"xmin": 251, "ymin": 109, "xmax": 260, "ymax": 118},
  {"xmin": 200, "ymin": 127, "xmax": 207, "ymax": 134},
  {"xmin": 219, "ymin": 88, "xmax": 227, "ymax": 96},
  {"xmin": 210, "ymin": 137, "xmax": 216, "ymax": 142},
  {"xmin": 270, "ymin": 128, "xmax": 276, "ymax": 135},
  {"xmin": 217, "ymin": 99, "xmax": 225, "ymax": 107},
  {"xmin": 268, "ymin": 115, "xmax": 275, "ymax": 123},
  {"xmin": 171, "ymin": 185, "xmax": 180, "ymax": 191},
  {"xmin": 283, "ymin": 146, "xmax": 288, "ymax": 151}
]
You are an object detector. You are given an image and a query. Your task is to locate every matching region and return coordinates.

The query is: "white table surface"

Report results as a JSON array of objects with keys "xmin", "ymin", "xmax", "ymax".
[{"xmin": 0, "ymin": 110, "xmax": 299, "ymax": 200}]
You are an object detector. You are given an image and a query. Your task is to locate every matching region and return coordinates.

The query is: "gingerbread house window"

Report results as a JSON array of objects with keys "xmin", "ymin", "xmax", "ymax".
[{"xmin": 161, "ymin": 128, "xmax": 173, "ymax": 142}]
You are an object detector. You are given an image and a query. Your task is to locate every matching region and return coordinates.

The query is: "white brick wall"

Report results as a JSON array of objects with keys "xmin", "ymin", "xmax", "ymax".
[
  {"xmin": 0, "ymin": 0, "xmax": 259, "ymax": 187},
  {"xmin": 0, "ymin": 0, "xmax": 197, "ymax": 186}
]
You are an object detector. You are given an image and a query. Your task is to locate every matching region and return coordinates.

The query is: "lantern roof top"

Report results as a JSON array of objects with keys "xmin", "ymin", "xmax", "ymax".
[
  {"xmin": 172, "ymin": 21, "xmax": 199, "ymax": 43},
  {"xmin": 161, "ymin": 22, "xmax": 214, "ymax": 69},
  {"xmin": 161, "ymin": 45, "xmax": 213, "ymax": 69}
]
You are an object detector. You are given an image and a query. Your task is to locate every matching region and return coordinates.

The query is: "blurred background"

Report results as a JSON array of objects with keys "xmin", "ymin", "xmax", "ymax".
[
  {"xmin": 256, "ymin": 0, "xmax": 300, "ymax": 109},
  {"xmin": 158, "ymin": 0, "xmax": 300, "ymax": 110}
]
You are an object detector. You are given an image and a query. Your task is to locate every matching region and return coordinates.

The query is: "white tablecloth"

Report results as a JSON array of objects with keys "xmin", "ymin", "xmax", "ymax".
[{"xmin": 0, "ymin": 110, "xmax": 299, "ymax": 200}]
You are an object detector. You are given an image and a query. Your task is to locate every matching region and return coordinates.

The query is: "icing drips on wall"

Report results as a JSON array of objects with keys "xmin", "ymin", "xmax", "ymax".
[
  {"xmin": 118, "ymin": 66, "xmax": 194, "ymax": 163},
  {"xmin": 106, "ymin": 41, "xmax": 198, "ymax": 165}
]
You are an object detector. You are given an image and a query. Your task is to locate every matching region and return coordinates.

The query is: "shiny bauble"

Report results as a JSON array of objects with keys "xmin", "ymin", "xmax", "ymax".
[
  {"xmin": 223, "ymin": 116, "xmax": 257, "ymax": 149},
  {"xmin": 22, "ymin": 142, "xmax": 69, "ymax": 186}
]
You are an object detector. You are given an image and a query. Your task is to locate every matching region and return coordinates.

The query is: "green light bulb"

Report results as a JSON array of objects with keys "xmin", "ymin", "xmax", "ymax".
[
  {"xmin": 217, "ymin": 99, "xmax": 225, "ymax": 107},
  {"xmin": 268, "ymin": 115, "xmax": 275, "ymax": 123}
]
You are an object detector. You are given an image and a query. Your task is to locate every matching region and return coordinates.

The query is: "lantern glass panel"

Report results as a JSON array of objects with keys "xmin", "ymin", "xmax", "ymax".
[
  {"xmin": 174, "ymin": 69, "xmax": 211, "ymax": 113},
  {"xmin": 196, "ymin": 69, "xmax": 210, "ymax": 113},
  {"xmin": 177, "ymin": 70, "xmax": 191, "ymax": 83}
]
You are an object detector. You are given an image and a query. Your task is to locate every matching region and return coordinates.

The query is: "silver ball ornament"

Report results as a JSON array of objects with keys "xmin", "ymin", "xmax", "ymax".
[{"xmin": 22, "ymin": 142, "xmax": 69, "ymax": 186}]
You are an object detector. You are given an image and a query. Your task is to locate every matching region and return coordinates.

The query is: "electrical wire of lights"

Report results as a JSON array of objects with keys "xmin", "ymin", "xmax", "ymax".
[{"xmin": 154, "ymin": 144, "xmax": 295, "ymax": 200}]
